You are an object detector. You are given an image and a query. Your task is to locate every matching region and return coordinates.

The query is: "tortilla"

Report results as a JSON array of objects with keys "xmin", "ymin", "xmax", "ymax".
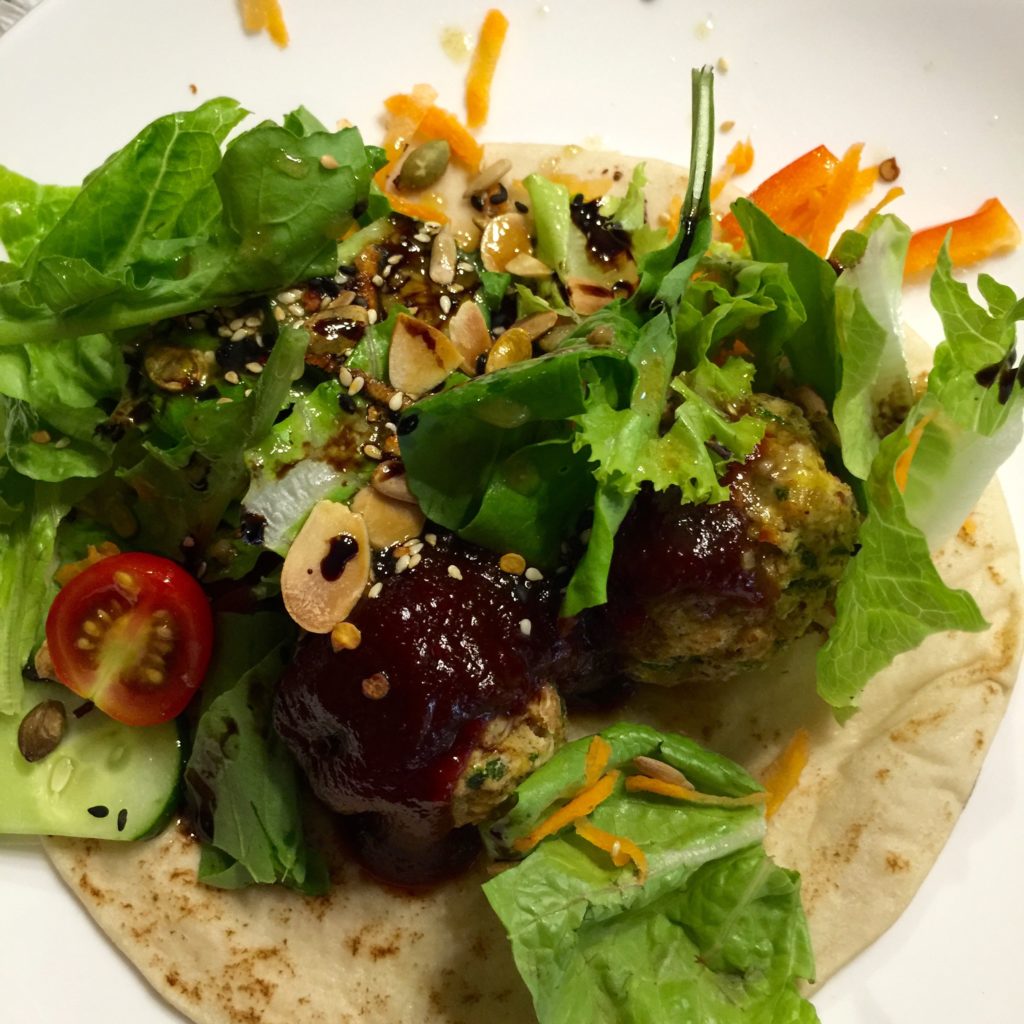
[{"xmin": 44, "ymin": 145, "xmax": 1023, "ymax": 1022}]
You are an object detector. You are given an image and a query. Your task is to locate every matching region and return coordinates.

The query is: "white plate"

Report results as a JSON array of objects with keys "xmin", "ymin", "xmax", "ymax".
[{"xmin": 1, "ymin": 0, "xmax": 1022, "ymax": 1020}]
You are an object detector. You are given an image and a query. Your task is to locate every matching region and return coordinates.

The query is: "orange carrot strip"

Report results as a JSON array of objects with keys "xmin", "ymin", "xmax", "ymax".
[
  {"xmin": 904, "ymin": 197, "xmax": 1021, "ymax": 277},
  {"xmin": 625, "ymin": 774, "xmax": 766, "ymax": 808},
  {"xmin": 584, "ymin": 736, "xmax": 613, "ymax": 787},
  {"xmin": 807, "ymin": 143, "xmax": 865, "ymax": 257},
  {"xmin": 241, "ymin": 0, "xmax": 267, "ymax": 31},
  {"xmin": 893, "ymin": 413, "xmax": 934, "ymax": 493},
  {"xmin": 513, "ymin": 770, "xmax": 620, "ymax": 853},
  {"xmin": 264, "ymin": 0, "xmax": 289, "ymax": 48},
  {"xmin": 761, "ymin": 729, "xmax": 810, "ymax": 819},
  {"xmin": 384, "ymin": 192, "xmax": 449, "ymax": 225},
  {"xmin": 385, "ymin": 95, "xmax": 484, "ymax": 168},
  {"xmin": 854, "ymin": 185, "xmax": 905, "ymax": 234},
  {"xmin": 711, "ymin": 138, "xmax": 755, "ymax": 201},
  {"xmin": 375, "ymin": 85, "xmax": 437, "ymax": 191},
  {"xmin": 664, "ymin": 193, "xmax": 683, "ymax": 240},
  {"xmin": 544, "ymin": 172, "xmax": 613, "ymax": 202},
  {"xmin": 851, "ymin": 163, "xmax": 878, "ymax": 204},
  {"xmin": 573, "ymin": 819, "xmax": 648, "ymax": 883},
  {"xmin": 466, "ymin": 9, "xmax": 509, "ymax": 129}
]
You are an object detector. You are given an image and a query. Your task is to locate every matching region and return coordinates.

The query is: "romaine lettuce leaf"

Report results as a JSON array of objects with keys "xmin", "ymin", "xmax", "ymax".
[
  {"xmin": 0, "ymin": 99, "xmax": 382, "ymax": 345},
  {"xmin": 0, "ymin": 166, "xmax": 78, "ymax": 263},
  {"xmin": 483, "ymin": 725, "xmax": 818, "ymax": 1024},
  {"xmin": 185, "ymin": 612, "xmax": 326, "ymax": 893}
]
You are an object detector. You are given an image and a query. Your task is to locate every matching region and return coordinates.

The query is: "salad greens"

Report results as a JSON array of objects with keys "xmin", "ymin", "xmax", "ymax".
[{"xmin": 484, "ymin": 726, "xmax": 818, "ymax": 1024}]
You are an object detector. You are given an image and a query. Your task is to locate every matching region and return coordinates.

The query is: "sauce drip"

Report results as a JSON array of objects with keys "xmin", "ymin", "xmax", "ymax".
[
  {"xmin": 320, "ymin": 533, "xmax": 360, "ymax": 582},
  {"xmin": 569, "ymin": 193, "xmax": 632, "ymax": 265}
]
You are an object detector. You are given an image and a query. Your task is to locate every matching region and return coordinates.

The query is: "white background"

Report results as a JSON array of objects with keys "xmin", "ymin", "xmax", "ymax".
[{"xmin": 0, "ymin": 1, "xmax": 1022, "ymax": 1021}]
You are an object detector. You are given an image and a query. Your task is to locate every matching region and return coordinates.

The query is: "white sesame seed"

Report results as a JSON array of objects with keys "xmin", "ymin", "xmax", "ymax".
[
  {"xmin": 492, "ymin": 326, "xmax": 505, "ymax": 337},
  {"xmin": 407, "ymin": 306, "xmax": 418, "ymax": 316},
  {"xmin": 382, "ymin": 265, "xmax": 393, "ymax": 279},
  {"xmin": 579, "ymin": 528, "xmax": 592, "ymax": 544},
  {"xmin": 230, "ymin": 329, "xmax": 248, "ymax": 342},
  {"xmin": 409, "ymin": 552, "xmax": 422, "ymax": 568},
  {"xmin": 244, "ymin": 315, "xmax": 262, "ymax": 327},
  {"xmin": 277, "ymin": 289, "xmax": 301, "ymax": 305},
  {"xmin": 424, "ymin": 533, "xmax": 437, "ymax": 546},
  {"xmin": 371, "ymin": 274, "xmax": 385, "ymax": 287},
  {"xmin": 408, "ymin": 540, "xmax": 424, "ymax": 554},
  {"xmin": 189, "ymin": 315, "xmax": 206, "ymax": 329},
  {"xmin": 224, "ymin": 370, "xmax": 240, "ymax": 385},
  {"xmin": 218, "ymin": 326, "xmax": 233, "ymax": 338},
  {"xmin": 229, "ymin": 317, "xmax": 245, "ymax": 331},
  {"xmin": 320, "ymin": 153, "xmax": 340, "ymax": 170},
  {"xmin": 244, "ymin": 388, "xmax": 253, "ymax": 397},
  {"xmin": 448, "ymin": 564, "xmax": 463, "ymax": 580},
  {"xmin": 338, "ymin": 367, "xmax": 353, "ymax": 386},
  {"xmin": 363, "ymin": 443, "xmax": 383, "ymax": 460},
  {"xmin": 525, "ymin": 567, "xmax": 544, "ymax": 581},
  {"xmin": 245, "ymin": 361, "xmax": 264, "ymax": 375},
  {"xmin": 288, "ymin": 302, "xmax": 305, "ymax": 318},
  {"xmin": 395, "ymin": 554, "xmax": 411, "ymax": 573},
  {"xmin": 424, "ymin": 221, "xmax": 441, "ymax": 232},
  {"xmin": 519, "ymin": 618, "xmax": 532, "ymax": 636},
  {"xmin": 449, "ymin": 283, "xmax": 465, "ymax": 294},
  {"xmin": 216, "ymin": 396, "xmax": 233, "ymax": 405},
  {"xmin": 54, "ymin": 437, "xmax": 71, "ymax": 449},
  {"xmin": 367, "ymin": 309, "xmax": 378, "ymax": 325},
  {"xmin": 384, "ymin": 421, "xmax": 398, "ymax": 433},
  {"xmin": 272, "ymin": 306, "xmax": 286, "ymax": 322},
  {"xmin": 348, "ymin": 377, "xmax": 365, "ymax": 396},
  {"xmin": 457, "ymin": 261, "xmax": 475, "ymax": 274},
  {"xmin": 387, "ymin": 253, "xmax": 403, "ymax": 265},
  {"xmin": 439, "ymin": 295, "xmax": 452, "ymax": 314},
  {"xmin": 368, "ymin": 581, "xmax": 383, "ymax": 598},
  {"xmin": 414, "ymin": 232, "xmax": 431, "ymax": 243},
  {"xmin": 388, "ymin": 392, "xmax": 404, "ymax": 412}
]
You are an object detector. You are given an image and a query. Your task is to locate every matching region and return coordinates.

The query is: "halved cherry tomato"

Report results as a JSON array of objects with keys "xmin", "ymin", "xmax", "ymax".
[{"xmin": 46, "ymin": 553, "xmax": 213, "ymax": 726}]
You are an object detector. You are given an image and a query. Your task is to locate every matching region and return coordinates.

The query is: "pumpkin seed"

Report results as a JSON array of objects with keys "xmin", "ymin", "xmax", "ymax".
[
  {"xmin": 395, "ymin": 139, "xmax": 451, "ymax": 192},
  {"xmin": 18, "ymin": 699, "xmax": 67, "ymax": 763}
]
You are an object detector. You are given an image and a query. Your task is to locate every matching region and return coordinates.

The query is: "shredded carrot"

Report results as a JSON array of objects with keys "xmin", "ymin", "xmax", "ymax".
[
  {"xmin": 710, "ymin": 138, "xmax": 755, "ymax": 201},
  {"xmin": 513, "ymin": 770, "xmax": 620, "ymax": 853},
  {"xmin": 240, "ymin": 0, "xmax": 289, "ymax": 48},
  {"xmin": 465, "ymin": 8, "xmax": 509, "ymax": 129},
  {"xmin": 545, "ymin": 172, "xmax": 614, "ymax": 202},
  {"xmin": 761, "ymin": 729, "xmax": 810, "ymax": 819},
  {"xmin": 719, "ymin": 144, "xmax": 838, "ymax": 246},
  {"xmin": 893, "ymin": 413, "xmax": 934, "ymax": 493},
  {"xmin": 374, "ymin": 84, "xmax": 437, "ymax": 192},
  {"xmin": 383, "ymin": 95, "xmax": 484, "ymax": 169},
  {"xmin": 855, "ymin": 185, "xmax": 905, "ymax": 234},
  {"xmin": 807, "ymin": 143, "xmax": 865, "ymax": 257},
  {"xmin": 904, "ymin": 197, "xmax": 1021, "ymax": 277},
  {"xmin": 383, "ymin": 192, "xmax": 449, "ymax": 225},
  {"xmin": 573, "ymin": 819, "xmax": 648, "ymax": 883},
  {"xmin": 625, "ymin": 774, "xmax": 767, "ymax": 808},
  {"xmin": 851, "ymin": 163, "xmax": 878, "ymax": 204},
  {"xmin": 54, "ymin": 542, "xmax": 121, "ymax": 587},
  {"xmin": 584, "ymin": 736, "xmax": 613, "ymax": 787},
  {"xmin": 664, "ymin": 193, "xmax": 683, "ymax": 240}
]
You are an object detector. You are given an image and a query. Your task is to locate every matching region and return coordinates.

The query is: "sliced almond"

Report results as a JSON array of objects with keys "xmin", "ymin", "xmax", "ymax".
[
  {"xmin": 352, "ymin": 486, "xmax": 426, "ymax": 549},
  {"xmin": 567, "ymin": 277, "xmax": 616, "ymax": 316},
  {"xmin": 480, "ymin": 213, "xmax": 533, "ymax": 273},
  {"xmin": 447, "ymin": 300, "xmax": 492, "ymax": 375},
  {"xmin": 281, "ymin": 501, "xmax": 370, "ymax": 634},
  {"xmin": 504, "ymin": 253, "xmax": 552, "ymax": 278},
  {"xmin": 388, "ymin": 313, "xmax": 463, "ymax": 397},
  {"xmin": 510, "ymin": 310, "xmax": 559, "ymax": 342},
  {"xmin": 371, "ymin": 461, "xmax": 417, "ymax": 504}
]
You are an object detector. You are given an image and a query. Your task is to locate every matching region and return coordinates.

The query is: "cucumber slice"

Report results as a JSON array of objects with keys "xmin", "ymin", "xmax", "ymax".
[{"xmin": 0, "ymin": 680, "xmax": 182, "ymax": 841}]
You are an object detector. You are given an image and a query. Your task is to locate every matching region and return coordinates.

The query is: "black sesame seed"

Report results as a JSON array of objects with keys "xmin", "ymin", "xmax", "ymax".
[
  {"xmin": 88, "ymin": 805, "xmax": 109, "ymax": 818},
  {"xmin": 475, "ymin": 352, "xmax": 489, "ymax": 375},
  {"xmin": 338, "ymin": 264, "xmax": 357, "ymax": 277},
  {"xmin": 470, "ymin": 193, "xmax": 486, "ymax": 212},
  {"xmin": 239, "ymin": 512, "xmax": 268, "ymax": 546},
  {"xmin": 73, "ymin": 701, "xmax": 95, "ymax": 719},
  {"xmin": 490, "ymin": 183, "xmax": 509, "ymax": 206},
  {"xmin": 514, "ymin": 201, "xmax": 529, "ymax": 214},
  {"xmin": 353, "ymin": 199, "xmax": 368, "ymax": 219},
  {"xmin": 117, "ymin": 808, "xmax": 128, "ymax": 833},
  {"xmin": 338, "ymin": 393, "xmax": 358, "ymax": 414}
]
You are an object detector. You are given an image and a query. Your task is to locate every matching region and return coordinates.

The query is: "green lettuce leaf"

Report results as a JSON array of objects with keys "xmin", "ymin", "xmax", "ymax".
[
  {"xmin": 0, "ymin": 165, "xmax": 78, "ymax": 264},
  {"xmin": 185, "ymin": 612, "xmax": 326, "ymax": 893},
  {"xmin": 832, "ymin": 216, "xmax": 914, "ymax": 479},
  {"xmin": 0, "ymin": 477, "xmax": 67, "ymax": 715},
  {"xmin": 0, "ymin": 99, "xmax": 381, "ymax": 345},
  {"xmin": 483, "ymin": 725, "xmax": 818, "ymax": 1024},
  {"xmin": 599, "ymin": 164, "xmax": 647, "ymax": 231}
]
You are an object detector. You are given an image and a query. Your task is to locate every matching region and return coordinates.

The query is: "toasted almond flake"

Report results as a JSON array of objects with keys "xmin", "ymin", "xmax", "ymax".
[
  {"xmin": 330, "ymin": 621, "xmax": 362, "ymax": 652},
  {"xmin": 352, "ymin": 485, "xmax": 426, "ymax": 550},
  {"xmin": 463, "ymin": 158, "xmax": 513, "ymax": 198},
  {"xmin": 320, "ymin": 154, "xmax": 340, "ymax": 170},
  {"xmin": 371, "ymin": 462, "xmax": 416, "ymax": 503},
  {"xmin": 281, "ymin": 501, "xmax": 370, "ymax": 634},
  {"xmin": 567, "ymin": 277, "xmax": 616, "ymax": 316},
  {"xmin": 429, "ymin": 226, "xmax": 458, "ymax": 286},
  {"xmin": 510, "ymin": 310, "xmax": 559, "ymax": 342},
  {"xmin": 499, "ymin": 552, "xmax": 526, "ymax": 575},
  {"xmin": 446, "ymin": 299, "xmax": 492, "ymax": 375},
  {"xmin": 504, "ymin": 252, "xmax": 552, "ymax": 278},
  {"xmin": 448, "ymin": 564, "xmax": 464, "ymax": 580},
  {"xmin": 388, "ymin": 314, "xmax": 462, "ymax": 396}
]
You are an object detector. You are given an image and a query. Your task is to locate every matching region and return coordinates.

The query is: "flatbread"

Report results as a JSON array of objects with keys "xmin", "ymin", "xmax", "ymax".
[{"xmin": 44, "ymin": 146, "xmax": 1023, "ymax": 1022}]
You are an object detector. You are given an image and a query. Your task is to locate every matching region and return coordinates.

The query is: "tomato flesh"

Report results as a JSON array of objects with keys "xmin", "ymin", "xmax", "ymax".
[{"xmin": 46, "ymin": 553, "xmax": 213, "ymax": 726}]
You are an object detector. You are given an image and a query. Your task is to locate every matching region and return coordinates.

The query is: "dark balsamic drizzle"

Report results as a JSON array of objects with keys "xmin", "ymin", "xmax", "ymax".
[
  {"xmin": 569, "ymin": 193, "xmax": 631, "ymax": 265},
  {"xmin": 321, "ymin": 533, "xmax": 360, "ymax": 581}
]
